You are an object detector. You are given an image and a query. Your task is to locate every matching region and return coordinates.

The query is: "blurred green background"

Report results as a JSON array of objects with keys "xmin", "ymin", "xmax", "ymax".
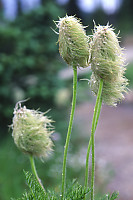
[{"xmin": 0, "ymin": 0, "xmax": 133, "ymax": 199}]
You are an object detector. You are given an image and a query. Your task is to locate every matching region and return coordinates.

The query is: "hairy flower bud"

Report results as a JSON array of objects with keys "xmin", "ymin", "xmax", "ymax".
[
  {"xmin": 90, "ymin": 25, "xmax": 128, "ymax": 106},
  {"xmin": 57, "ymin": 15, "xmax": 89, "ymax": 68},
  {"xmin": 90, "ymin": 72, "xmax": 127, "ymax": 106},
  {"xmin": 11, "ymin": 102, "xmax": 54, "ymax": 159}
]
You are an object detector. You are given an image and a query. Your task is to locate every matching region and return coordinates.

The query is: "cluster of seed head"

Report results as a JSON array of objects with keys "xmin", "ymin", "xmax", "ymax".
[
  {"xmin": 57, "ymin": 15, "xmax": 89, "ymax": 68},
  {"xmin": 90, "ymin": 25, "xmax": 128, "ymax": 106},
  {"xmin": 57, "ymin": 15, "xmax": 128, "ymax": 106},
  {"xmin": 11, "ymin": 102, "xmax": 54, "ymax": 160}
]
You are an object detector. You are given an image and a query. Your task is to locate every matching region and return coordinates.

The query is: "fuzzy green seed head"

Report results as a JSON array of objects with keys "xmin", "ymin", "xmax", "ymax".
[
  {"xmin": 90, "ymin": 25, "xmax": 128, "ymax": 106},
  {"xmin": 58, "ymin": 15, "xmax": 89, "ymax": 68},
  {"xmin": 11, "ymin": 102, "xmax": 54, "ymax": 160},
  {"xmin": 91, "ymin": 25, "xmax": 125, "ymax": 81}
]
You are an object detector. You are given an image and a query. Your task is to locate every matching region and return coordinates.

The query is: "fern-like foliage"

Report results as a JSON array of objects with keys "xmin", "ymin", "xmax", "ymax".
[
  {"xmin": 99, "ymin": 191, "xmax": 119, "ymax": 200},
  {"xmin": 65, "ymin": 180, "xmax": 90, "ymax": 200},
  {"xmin": 11, "ymin": 170, "xmax": 48, "ymax": 200},
  {"xmin": 11, "ymin": 171, "xmax": 90, "ymax": 200},
  {"xmin": 11, "ymin": 171, "xmax": 118, "ymax": 200},
  {"xmin": 24, "ymin": 171, "xmax": 46, "ymax": 199}
]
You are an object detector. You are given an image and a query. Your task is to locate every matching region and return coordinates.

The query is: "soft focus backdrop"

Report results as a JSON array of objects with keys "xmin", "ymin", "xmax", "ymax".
[{"xmin": 0, "ymin": 0, "xmax": 133, "ymax": 200}]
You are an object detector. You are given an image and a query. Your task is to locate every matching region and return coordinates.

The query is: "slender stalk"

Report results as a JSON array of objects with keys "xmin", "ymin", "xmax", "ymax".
[
  {"xmin": 84, "ymin": 79, "xmax": 103, "ymax": 200},
  {"xmin": 61, "ymin": 66, "xmax": 77, "ymax": 200},
  {"xmin": 29, "ymin": 155, "xmax": 45, "ymax": 192},
  {"xmin": 84, "ymin": 93, "xmax": 102, "ymax": 189}
]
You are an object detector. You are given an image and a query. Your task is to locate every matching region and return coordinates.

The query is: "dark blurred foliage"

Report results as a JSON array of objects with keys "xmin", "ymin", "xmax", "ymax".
[
  {"xmin": 0, "ymin": 1, "xmax": 67, "ymax": 200},
  {"xmin": 117, "ymin": 0, "xmax": 133, "ymax": 35},
  {"xmin": 58, "ymin": 0, "xmax": 133, "ymax": 36},
  {"xmin": 0, "ymin": 0, "xmax": 66, "ymax": 139}
]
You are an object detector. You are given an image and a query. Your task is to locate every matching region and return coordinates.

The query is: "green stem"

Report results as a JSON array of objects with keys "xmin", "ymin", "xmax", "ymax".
[
  {"xmin": 61, "ymin": 66, "xmax": 77, "ymax": 200},
  {"xmin": 84, "ymin": 79, "xmax": 103, "ymax": 200},
  {"xmin": 29, "ymin": 155, "xmax": 45, "ymax": 192}
]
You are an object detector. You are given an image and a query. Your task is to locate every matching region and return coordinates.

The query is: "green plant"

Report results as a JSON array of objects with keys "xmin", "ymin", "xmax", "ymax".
[
  {"xmin": 10, "ymin": 16, "xmax": 127, "ymax": 200},
  {"xmin": 11, "ymin": 101, "xmax": 54, "ymax": 191},
  {"xmin": 85, "ymin": 24, "xmax": 128, "ymax": 200},
  {"xmin": 57, "ymin": 15, "xmax": 89, "ymax": 199}
]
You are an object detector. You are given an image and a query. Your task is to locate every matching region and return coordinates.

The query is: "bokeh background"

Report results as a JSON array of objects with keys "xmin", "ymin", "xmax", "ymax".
[{"xmin": 0, "ymin": 0, "xmax": 133, "ymax": 199}]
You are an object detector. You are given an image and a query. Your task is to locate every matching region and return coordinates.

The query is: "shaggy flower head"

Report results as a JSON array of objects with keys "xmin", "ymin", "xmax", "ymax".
[
  {"xmin": 90, "ymin": 25, "xmax": 128, "ymax": 106},
  {"xmin": 57, "ymin": 15, "xmax": 89, "ymax": 68},
  {"xmin": 11, "ymin": 101, "xmax": 54, "ymax": 160}
]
